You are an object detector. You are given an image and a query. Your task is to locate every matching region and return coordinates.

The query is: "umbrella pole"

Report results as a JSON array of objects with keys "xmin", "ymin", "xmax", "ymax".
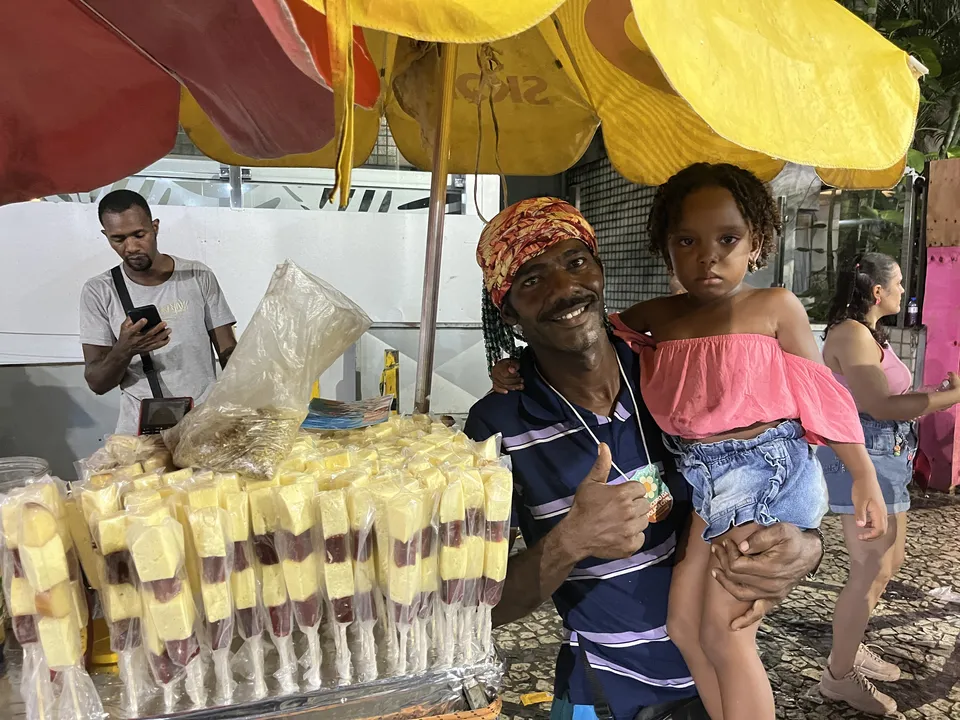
[{"xmin": 413, "ymin": 43, "xmax": 458, "ymax": 414}]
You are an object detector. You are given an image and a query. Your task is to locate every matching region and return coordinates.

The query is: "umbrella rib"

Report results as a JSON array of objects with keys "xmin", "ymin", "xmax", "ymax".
[
  {"xmin": 73, "ymin": 0, "xmax": 182, "ymax": 83},
  {"xmin": 548, "ymin": 13, "xmax": 597, "ymax": 111}
]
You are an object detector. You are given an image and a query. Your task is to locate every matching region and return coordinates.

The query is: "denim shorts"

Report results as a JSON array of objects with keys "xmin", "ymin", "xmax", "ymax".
[
  {"xmin": 817, "ymin": 414, "xmax": 915, "ymax": 516},
  {"xmin": 663, "ymin": 421, "xmax": 828, "ymax": 541}
]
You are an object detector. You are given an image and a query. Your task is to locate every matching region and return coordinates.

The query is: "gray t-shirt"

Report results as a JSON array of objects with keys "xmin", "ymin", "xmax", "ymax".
[{"xmin": 79, "ymin": 256, "xmax": 236, "ymax": 434}]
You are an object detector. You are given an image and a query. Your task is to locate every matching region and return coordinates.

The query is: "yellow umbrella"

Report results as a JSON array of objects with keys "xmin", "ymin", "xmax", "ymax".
[{"xmin": 182, "ymin": 0, "xmax": 924, "ymax": 411}]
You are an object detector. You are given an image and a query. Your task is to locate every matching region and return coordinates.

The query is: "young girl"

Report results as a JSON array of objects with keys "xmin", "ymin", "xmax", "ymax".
[{"xmin": 491, "ymin": 163, "xmax": 887, "ymax": 720}]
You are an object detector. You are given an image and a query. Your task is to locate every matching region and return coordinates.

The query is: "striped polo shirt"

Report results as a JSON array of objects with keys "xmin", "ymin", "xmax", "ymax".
[{"xmin": 465, "ymin": 337, "xmax": 697, "ymax": 720}]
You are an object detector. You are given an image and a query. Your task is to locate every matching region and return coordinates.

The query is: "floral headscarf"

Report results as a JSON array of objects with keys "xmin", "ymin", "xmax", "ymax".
[{"xmin": 476, "ymin": 197, "xmax": 598, "ymax": 308}]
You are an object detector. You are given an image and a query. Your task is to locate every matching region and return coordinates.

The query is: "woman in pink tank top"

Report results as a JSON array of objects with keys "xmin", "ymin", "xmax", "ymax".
[
  {"xmin": 817, "ymin": 253, "xmax": 960, "ymax": 714},
  {"xmin": 493, "ymin": 164, "xmax": 887, "ymax": 720}
]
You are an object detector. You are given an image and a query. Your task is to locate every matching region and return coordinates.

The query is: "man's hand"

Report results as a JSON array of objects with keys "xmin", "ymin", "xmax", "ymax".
[
  {"xmin": 116, "ymin": 317, "xmax": 171, "ymax": 357},
  {"xmin": 712, "ymin": 523, "xmax": 822, "ymax": 630},
  {"xmin": 559, "ymin": 444, "xmax": 650, "ymax": 562}
]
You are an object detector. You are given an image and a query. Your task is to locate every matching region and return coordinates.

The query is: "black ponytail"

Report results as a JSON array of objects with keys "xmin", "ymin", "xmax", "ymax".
[{"xmin": 824, "ymin": 252, "xmax": 899, "ymax": 346}]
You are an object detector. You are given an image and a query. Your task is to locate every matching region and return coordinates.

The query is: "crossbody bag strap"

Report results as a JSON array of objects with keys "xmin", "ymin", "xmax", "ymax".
[
  {"xmin": 580, "ymin": 646, "xmax": 614, "ymax": 720},
  {"xmin": 111, "ymin": 266, "xmax": 162, "ymax": 399}
]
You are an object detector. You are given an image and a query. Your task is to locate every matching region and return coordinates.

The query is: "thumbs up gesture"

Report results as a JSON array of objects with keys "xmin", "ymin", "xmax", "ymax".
[{"xmin": 561, "ymin": 444, "xmax": 651, "ymax": 561}]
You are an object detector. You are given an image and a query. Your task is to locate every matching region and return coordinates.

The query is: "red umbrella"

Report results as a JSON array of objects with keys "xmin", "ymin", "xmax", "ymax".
[{"xmin": 0, "ymin": 0, "xmax": 379, "ymax": 205}]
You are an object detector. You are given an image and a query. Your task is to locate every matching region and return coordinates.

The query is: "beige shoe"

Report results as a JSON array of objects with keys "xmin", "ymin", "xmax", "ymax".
[
  {"xmin": 820, "ymin": 666, "xmax": 898, "ymax": 716},
  {"xmin": 856, "ymin": 644, "xmax": 902, "ymax": 682}
]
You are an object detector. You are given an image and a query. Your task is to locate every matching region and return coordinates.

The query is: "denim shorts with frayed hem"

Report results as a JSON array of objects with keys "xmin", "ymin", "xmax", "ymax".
[
  {"xmin": 663, "ymin": 420, "xmax": 828, "ymax": 541},
  {"xmin": 818, "ymin": 414, "xmax": 915, "ymax": 516}
]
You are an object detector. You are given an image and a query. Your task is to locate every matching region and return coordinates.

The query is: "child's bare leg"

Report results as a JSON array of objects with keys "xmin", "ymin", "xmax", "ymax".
[
  {"xmin": 667, "ymin": 515, "xmax": 724, "ymax": 720},
  {"xmin": 700, "ymin": 522, "xmax": 774, "ymax": 720}
]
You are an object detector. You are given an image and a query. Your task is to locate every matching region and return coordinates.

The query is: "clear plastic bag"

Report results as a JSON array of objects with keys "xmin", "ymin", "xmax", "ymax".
[
  {"xmin": 385, "ymin": 490, "xmax": 423, "ymax": 677},
  {"xmin": 126, "ymin": 515, "xmax": 206, "ymax": 711},
  {"xmin": 479, "ymin": 465, "xmax": 512, "ymax": 659},
  {"xmin": 186, "ymin": 505, "xmax": 236, "ymax": 703},
  {"xmin": 164, "ymin": 261, "xmax": 371, "ymax": 481},
  {"xmin": 436, "ymin": 480, "xmax": 465, "ymax": 669},
  {"xmin": 316, "ymin": 487, "xmax": 355, "ymax": 685},
  {"xmin": 275, "ymin": 482, "xmax": 324, "ymax": 690},
  {"xmin": 450, "ymin": 468, "xmax": 486, "ymax": 665},
  {"xmin": 346, "ymin": 484, "xmax": 379, "ymax": 684},
  {"xmin": 247, "ymin": 482, "xmax": 298, "ymax": 694},
  {"xmin": 14, "ymin": 477, "xmax": 105, "ymax": 720},
  {"xmin": 220, "ymin": 487, "xmax": 268, "ymax": 700}
]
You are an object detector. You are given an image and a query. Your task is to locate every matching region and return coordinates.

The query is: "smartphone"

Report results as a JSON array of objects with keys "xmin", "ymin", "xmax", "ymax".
[{"xmin": 128, "ymin": 305, "xmax": 162, "ymax": 332}]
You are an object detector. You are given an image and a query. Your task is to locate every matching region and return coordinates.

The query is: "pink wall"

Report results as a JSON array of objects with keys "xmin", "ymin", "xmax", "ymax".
[{"xmin": 918, "ymin": 248, "xmax": 960, "ymax": 490}]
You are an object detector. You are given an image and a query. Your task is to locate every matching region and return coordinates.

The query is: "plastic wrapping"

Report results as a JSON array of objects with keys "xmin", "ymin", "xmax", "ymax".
[
  {"xmin": 385, "ymin": 490, "xmax": 422, "ymax": 677},
  {"xmin": 220, "ymin": 487, "xmax": 268, "ymax": 701},
  {"xmin": 414, "ymin": 473, "xmax": 443, "ymax": 673},
  {"xmin": 127, "ymin": 515, "xmax": 206, "ymax": 711},
  {"xmin": 369, "ymin": 477, "xmax": 402, "ymax": 676},
  {"xmin": 456, "ymin": 469, "xmax": 486, "ymax": 665},
  {"xmin": 345, "ymin": 484, "xmax": 378, "ymax": 684},
  {"xmin": 247, "ymin": 481, "xmax": 298, "ymax": 694},
  {"xmin": 2, "ymin": 643, "xmax": 505, "ymax": 720},
  {"xmin": 275, "ymin": 481, "xmax": 324, "ymax": 690},
  {"xmin": 437, "ymin": 480, "xmax": 465, "ymax": 669},
  {"xmin": 316, "ymin": 487, "xmax": 355, "ymax": 685},
  {"xmin": 186, "ymin": 505, "xmax": 236, "ymax": 703},
  {"xmin": 479, "ymin": 466, "xmax": 512, "ymax": 659},
  {"xmin": 74, "ymin": 434, "xmax": 169, "ymax": 484},
  {"xmin": 164, "ymin": 261, "xmax": 371, "ymax": 481},
  {"xmin": 14, "ymin": 478, "xmax": 105, "ymax": 720}
]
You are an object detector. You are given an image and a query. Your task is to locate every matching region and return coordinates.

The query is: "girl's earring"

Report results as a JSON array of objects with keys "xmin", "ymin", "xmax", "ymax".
[
  {"xmin": 875, "ymin": 298, "xmax": 881, "ymax": 306},
  {"xmin": 748, "ymin": 259, "xmax": 759, "ymax": 273}
]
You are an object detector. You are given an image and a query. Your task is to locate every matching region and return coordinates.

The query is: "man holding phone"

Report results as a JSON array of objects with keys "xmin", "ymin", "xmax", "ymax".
[{"xmin": 79, "ymin": 190, "xmax": 237, "ymax": 434}]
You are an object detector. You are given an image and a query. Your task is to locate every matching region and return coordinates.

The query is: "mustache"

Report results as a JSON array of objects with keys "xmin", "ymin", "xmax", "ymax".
[{"xmin": 539, "ymin": 293, "xmax": 597, "ymax": 322}]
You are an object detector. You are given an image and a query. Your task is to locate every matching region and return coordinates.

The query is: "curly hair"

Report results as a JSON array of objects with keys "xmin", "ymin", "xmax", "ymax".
[
  {"xmin": 646, "ymin": 163, "xmax": 781, "ymax": 269},
  {"xmin": 824, "ymin": 252, "xmax": 899, "ymax": 346}
]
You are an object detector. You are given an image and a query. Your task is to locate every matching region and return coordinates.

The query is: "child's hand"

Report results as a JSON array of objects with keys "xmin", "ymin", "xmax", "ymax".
[
  {"xmin": 851, "ymin": 478, "xmax": 888, "ymax": 541},
  {"xmin": 491, "ymin": 359, "xmax": 524, "ymax": 394}
]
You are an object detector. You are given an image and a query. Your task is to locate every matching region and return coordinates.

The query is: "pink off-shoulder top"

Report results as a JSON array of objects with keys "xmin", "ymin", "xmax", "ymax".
[{"xmin": 609, "ymin": 314, "xmax": 865, "ymax": 445}]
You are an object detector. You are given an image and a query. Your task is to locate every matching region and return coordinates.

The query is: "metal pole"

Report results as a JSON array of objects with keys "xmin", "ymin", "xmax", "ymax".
[
  {"xmin": 413, "ymin": 44, "xmax": 458, "ymax": 414},
  {"xmin": 897, "ymin": 177, "xmax": 917, "ymax": 328},
  {"xmin": 773, "ymin": 196, "xmax": 787, "ymax": 287},
  {"xmin": 228, "ymin": 166, "xmax": 243, "ymax": 208}
]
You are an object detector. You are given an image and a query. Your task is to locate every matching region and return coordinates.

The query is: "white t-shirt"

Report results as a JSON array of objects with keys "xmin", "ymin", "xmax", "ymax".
[{"xmin": 79, "ymin": 256, "xmax": 235, "ymax": 434}]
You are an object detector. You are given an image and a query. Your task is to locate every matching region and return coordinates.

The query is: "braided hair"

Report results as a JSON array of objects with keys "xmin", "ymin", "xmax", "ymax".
[
  {"xmin": 824, "ymin": 252, "xmax": 899, "ymax": 346},
  {"xmin": 647, "ymin": 163, "xmax": 781, "ymax": 268},
  {"xmin": 482, "ymin": 288, "xmax": 521, "ymax": 374}
]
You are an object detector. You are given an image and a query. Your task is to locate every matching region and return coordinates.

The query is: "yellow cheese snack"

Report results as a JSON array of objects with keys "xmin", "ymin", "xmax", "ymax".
[
  {"xmin": 316, "ymin": 490, "xmax": 350, "ymax": 538},
  {"xmin": 322, "ymin": 449, "xmax": 355, "ymax": 472},
  {"xmin": 0, "ymin": 498, "xmax": 21, "ymax": 547},
  {"xmin": 189, "ymin": 507, "xmax": 227, "ymax": 558},
  {"xmin": 123, "ymin": 489, "xmax": 163, "ymax": 512},
  {"xmin": 248, "ymin": 487, "xmax": 279, "ymax": 536},
  {"xmin": 21, "ymin": 536, "xmax": 70, "ymax": 592},
  {"xmin": 231, "ymin": 567, "xmax": 257, "ymax": 610},
  {"xmin": 483, "ymin": 469, "xmax": 513, "ymax": 523},
  {"xmin": 9, "ymin": 577, "xmax": 37, "ymax": 616},
  {"xmin": 215, "ymin": 472, "xmax": 243, "ymax": 495},
  {"xmin": 103, "ymin": 583, "xmax": 141, "ymax": 622},
  {"xmin": 161, "ymin": 468, "xmax": 194, "ymax": 486},
  {"xmin": 440, "ymin": 545, "xmax": 468, "ymax": 580},
  {"xmin": 141, "ymin": 595, "xmax": 164, "ymax": 656},
  {"xmin": 21, "ymin": 503, "xmax": 61, "ymax": 547},
  {"xmin": 277, "ymin": 483, "xmax": 316, "ymax": 536},
  {"xmin": 464, "ymin": 536, "xmax": 485, "ymax": 581},
  {"xmin": 355, "ymin": 557, "xmax": 376, "ymax": 593},
  {"xmin": 186, "ymin": 484, "xmax": 220, "ymax": 510},
  {"xmin": 260, "ymin": 563, "xmax": 287, "ymax": 608},
  {"xmin": 147, "ymin": 591, "xmax": 195, "ymax": 641},
  {"xmin": 281, "ymin": 557, "xmax": 319, "ymax": 602},
  {"xmin": 89, "ymin": 472, "xmax": 115, "ymax": 489},
  {"xmin": 388, "ymin": 563, "xmax": 420, "ymax": 606},
  {"xmin": 97, "ymin": 513, "xmax": 130, "ymax": 555},
  {"xmin": 130, "ymin": 472, "xmax": 162, "ymax": 491},
  {"xmin": 473, "ymin": 436, "xmax": 500, "ymax": 463},
  {"xmin": 440, "ymin": 482, "xmax": 465, "ymax": 524},
  {"xmin": 387, "ymin": 495, "xmax": 420, "ymax": 544},
  {"xmin": 200, "ymin": 581, "xmax": 231, "ymax": 623},
  {"xmin": 221, "ymin": 492, "xmax": 250, "ymax": 543},
  {"xmin": 324, "ymin": 561, "xmax": 354, "ymax": 599},
  {"xmin": 483, "ymin": 540, "xmax": 509, "ymax": 582},
  {"xmin": 34, "ymin": 581, "xmax": 73, "ymax": 618},
  {"xmin": 66, "ymin": 501, "xmax": 102, "ymax": 591},
  {"xmin": 129, "ymin": 524, "xmax": 182, "ymax": 582},
  {"xmin": 80, "ymin": 484, "xmax": 120, "ymax": 528},
  {"xmin": 38, "ymin": 614, "xmax": 81, "ymax": 668},
  {"xmin": 142, "ymin": 454, "xmax": 171, "ymax": 475}
]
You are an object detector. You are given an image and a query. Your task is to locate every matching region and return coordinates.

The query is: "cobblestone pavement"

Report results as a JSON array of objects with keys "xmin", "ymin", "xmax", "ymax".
[{"xmin": 494, "ymin": 490, "xmax": 960, "ymax": 720}]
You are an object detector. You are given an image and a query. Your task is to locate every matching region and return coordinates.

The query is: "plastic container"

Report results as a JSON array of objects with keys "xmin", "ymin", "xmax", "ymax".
[
  {"xmin": 0, "ymin": 456, "xmax": 50, "ymax": 493},
  {"xmin": 906, "ymin": 298, "xmax": 919, "ymax": 327}
]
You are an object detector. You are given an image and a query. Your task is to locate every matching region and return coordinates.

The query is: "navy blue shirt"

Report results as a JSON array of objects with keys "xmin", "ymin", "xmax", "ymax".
[{"xmin": 465, "ymin": 338, "xmax": 697, "ymax": 720}]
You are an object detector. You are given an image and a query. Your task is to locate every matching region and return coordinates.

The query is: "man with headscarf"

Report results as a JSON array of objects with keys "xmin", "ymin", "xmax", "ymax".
[{"xmin": 464, "ymin": 198, "xmax": 823, "ymax": 720}]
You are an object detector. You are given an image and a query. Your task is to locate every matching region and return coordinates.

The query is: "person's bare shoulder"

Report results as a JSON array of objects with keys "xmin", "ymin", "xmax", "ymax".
[{"xmin": 619, "ymin": 295, "xmax": 684, "ymax": 334}]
